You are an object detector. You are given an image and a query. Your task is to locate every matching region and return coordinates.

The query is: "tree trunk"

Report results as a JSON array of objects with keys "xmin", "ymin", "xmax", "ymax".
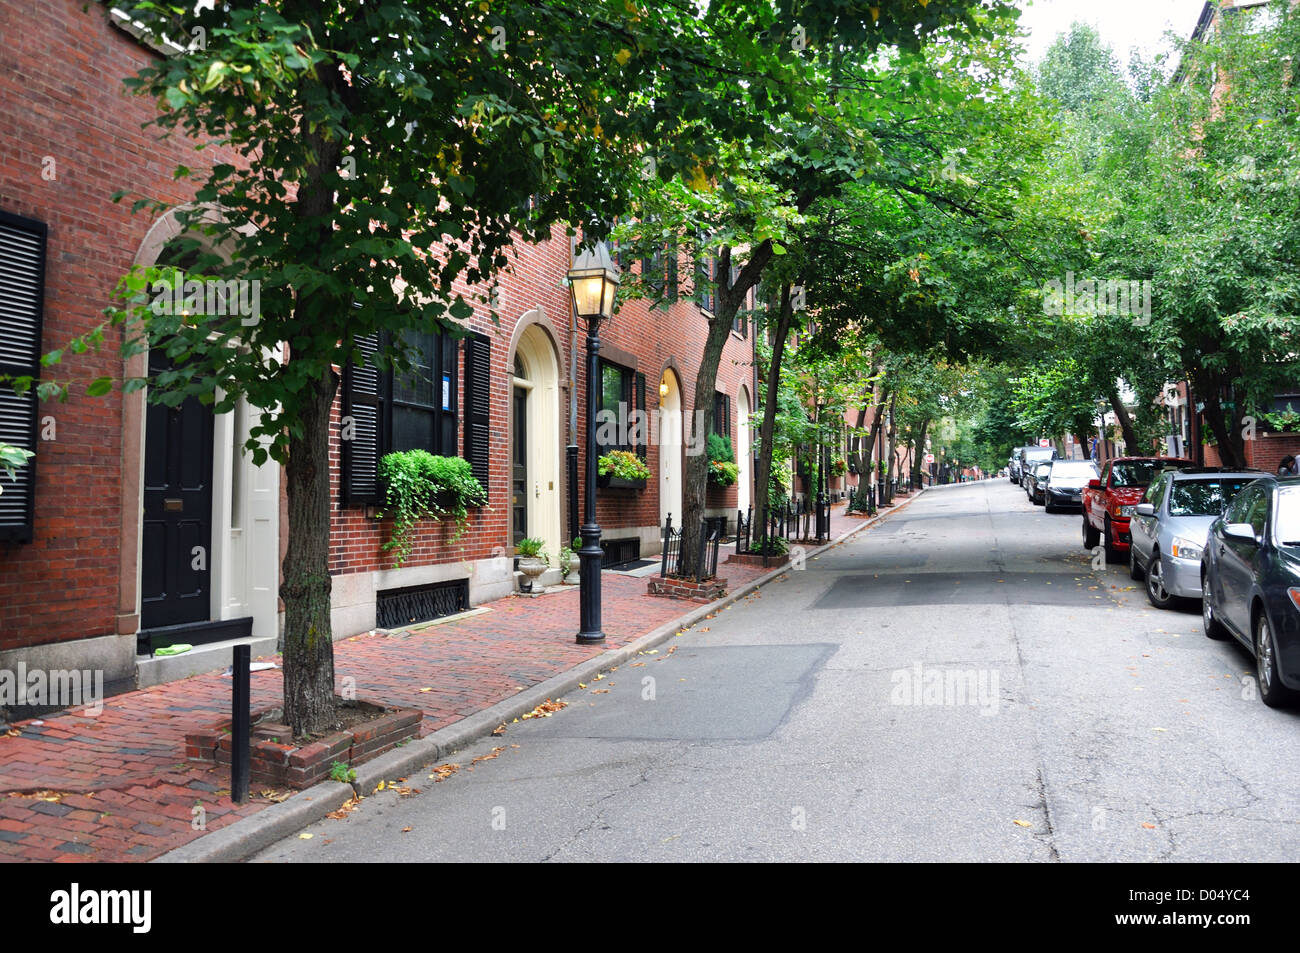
[
  {"xmin": 1107, "ymin": 387, "xmax": 1138, "ymax": 451},
  {"xmin": 281, "ymin": 109, "xmax": 343, "ymax": 738},
  {"xmin": 866, "ymin": 385, "xmax": 889, "ymax": 493},
  {"xmin": 752, "ymin": 283, "xmax": 794, "ymax": 543},
  {"xmin": 884, "ymin": 393, "xmax": 897, "ymax": 492},
  {"xmin": 915, "ymin": 417, "xmax": 930, "ymax": 484},
  {"xmin": 1196, "ymin": 370, "xmax": 1247, "ymax": 468},
  {"xmin": 281, "ymin": 367, "xmax": 339, "ymax": 737},
  {"xmin": 680, "ymin": 242, "xmax": 772, "ymax": 576}
]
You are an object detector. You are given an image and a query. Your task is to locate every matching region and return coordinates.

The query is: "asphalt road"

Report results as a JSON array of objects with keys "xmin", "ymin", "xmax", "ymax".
[{"xmin": 253, "ymin": 481, "xmax": 1300, "ymax": 862}]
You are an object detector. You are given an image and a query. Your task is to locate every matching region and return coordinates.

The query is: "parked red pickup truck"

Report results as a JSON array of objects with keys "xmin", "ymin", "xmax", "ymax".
[{"xmin": 1082, "ymin": 456, "xmax": 1192, "ymax": 557}]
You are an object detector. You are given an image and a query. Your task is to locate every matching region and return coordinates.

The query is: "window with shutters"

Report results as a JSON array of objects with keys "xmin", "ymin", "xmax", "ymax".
[
  {"xmin": 598, "ymin": 360, "xmax": 634, "ymax": 455},
  {"xmin": 342, "ymin": 326, "xmax": 487, "ymax": 506},
  {"xmin": 0, "ymin": 210, "xmax": 47, "ymax": 543},
  {"xmin": 712, "ymin": 391, "xmax": 731, "ymax": 440},
  {"xmin": 696, "ymin": 253, "xmax": 716, "ymax": 315}
]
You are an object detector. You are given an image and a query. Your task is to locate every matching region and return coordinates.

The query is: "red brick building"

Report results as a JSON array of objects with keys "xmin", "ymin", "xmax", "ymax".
[{"xmin": 0, "ymin": 0, "xmax": 757, "ymax": 700}]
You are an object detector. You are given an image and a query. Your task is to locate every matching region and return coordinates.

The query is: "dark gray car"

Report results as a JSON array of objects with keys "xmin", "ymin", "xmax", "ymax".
[{"xmin": 1042, "ymin": 460, "xmax": 1100, "ymax": 513}]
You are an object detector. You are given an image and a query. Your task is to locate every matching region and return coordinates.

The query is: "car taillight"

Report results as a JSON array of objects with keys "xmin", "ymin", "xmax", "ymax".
[{"xmin": 1290, "ymin": 588, "xmax": 1300, "ymax": 611}]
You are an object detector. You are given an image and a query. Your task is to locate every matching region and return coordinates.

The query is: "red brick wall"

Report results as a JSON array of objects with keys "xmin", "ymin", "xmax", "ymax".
[
  {"xmin": 1205, "ymin": 432, "xmax": 1300, "ymax": 473},
  {"xmin": 0, "ymin": 1, "xmax": 241, "ymax": 651},
  {"xmin": 327, "ymin": 235, "xmax": 755, "ymax": 574}
]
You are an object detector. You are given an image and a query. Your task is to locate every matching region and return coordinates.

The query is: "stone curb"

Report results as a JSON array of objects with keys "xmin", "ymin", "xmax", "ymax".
[{"xmin": 153, "ymin": 489, "xmax": 926, "ymax": 863}]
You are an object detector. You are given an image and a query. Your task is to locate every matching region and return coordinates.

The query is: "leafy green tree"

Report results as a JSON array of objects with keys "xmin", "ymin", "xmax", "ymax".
[{"xmin": 32, "ymin": 0, "xmax": 841, "ymax": 734}]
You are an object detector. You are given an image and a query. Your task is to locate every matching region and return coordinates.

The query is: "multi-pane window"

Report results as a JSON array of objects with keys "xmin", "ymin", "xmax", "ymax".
[
  {"xmin": 597, "ymin": 359, "xmax": 647, "ymax": 459},
  {"xmin": 390, "ymin": 329, "xmax": 457, "ymax": 455},
  {"xmin": 712, "ymin": 391, "xmax": 731, "ymax": 440},
  {"xmin": 343, "ymin": 326, "xmax": 491, "ymax": 505}
]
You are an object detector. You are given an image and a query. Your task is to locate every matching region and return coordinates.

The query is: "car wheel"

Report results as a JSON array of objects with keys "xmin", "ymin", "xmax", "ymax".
[
  {"xmin": 1256, "ymin": 612, "xmax": 1299, "ymax": 708},
  {"xmin": 1145, "ymin": 554, "xmax": 1176, "ymax": 609},
  {"xmin": 1202, "ymin": 568, "xmax": 1228, "ymax": 640},
  {"xmin": 1103, "ymin": 516, "xmax": 1120, "ymax": 562},
  {"xmin": 1082, "ymin": 515, "xmax": 1099, "ymax": 550},
  {"xmin": 1128, "ymin": 542, "xmax": 1145, "ymax": 581}
]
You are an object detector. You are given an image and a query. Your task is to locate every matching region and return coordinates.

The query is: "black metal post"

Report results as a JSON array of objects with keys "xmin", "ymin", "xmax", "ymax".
[
  {"xmin": 577, "ymin": 321, "xmax": 605, "ymax": 644},
  {"xmin": 816, "ymin": 403, "xmax": 828, "ymax": 543},
  {"xmin": 660, "ymin": 513, "xmax": 672, "ymax": 578},
  {"xmin": 566, "ymin": 444, "xmax": 579, "ymax": 544},
  {"xmin": 231, "ymin": 644, "xmax": 250, "ymax": 804}
]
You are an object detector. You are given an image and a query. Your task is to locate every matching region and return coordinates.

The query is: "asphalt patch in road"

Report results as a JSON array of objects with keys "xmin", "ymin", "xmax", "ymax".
[
  {"xmin": 518, "ymin": 644, "xmax": 836, "ymax": 742},
  {"xmin": 812, "ymin": 571, "xmax": 1118, "ymax": 609}
]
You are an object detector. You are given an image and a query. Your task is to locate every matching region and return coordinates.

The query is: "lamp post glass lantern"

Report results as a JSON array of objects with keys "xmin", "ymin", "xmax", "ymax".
[{"xmin": 568, "ymin": 242, "xmax": 620, "ymax": 644}]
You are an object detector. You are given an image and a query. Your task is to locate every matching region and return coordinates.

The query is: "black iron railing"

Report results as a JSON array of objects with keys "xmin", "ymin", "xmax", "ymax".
[{"xmin": 660, "ymin": 514, "xmax": 721, "ymax": 583}]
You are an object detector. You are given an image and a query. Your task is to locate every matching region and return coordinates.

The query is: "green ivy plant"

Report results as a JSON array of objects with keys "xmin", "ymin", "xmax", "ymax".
[
  {"xmin": 557, "ymin": 546, "xmax": 575, "ymax": 575},
  {"xmin": 377, "ymin": 451, "xmax": 487, "ymax": 568},
  {"xmin": 597, "ymin": 449, "xmax": 652, "ymax": 482}
]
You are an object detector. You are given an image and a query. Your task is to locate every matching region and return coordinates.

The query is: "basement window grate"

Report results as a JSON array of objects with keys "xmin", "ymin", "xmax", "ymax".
[
  {"xmin": 376, "ymin": 579, "xmax": 469, "ymax": 629},
  {"xmin": 600, "ymin": 537, "xmax": 640, "ymax": 568}
]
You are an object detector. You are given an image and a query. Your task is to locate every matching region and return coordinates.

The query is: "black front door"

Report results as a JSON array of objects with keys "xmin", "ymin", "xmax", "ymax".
[
  {"xmin": 141, "ymin": 350, "xmax": 214, "ymax": 629},
  {"xmin": 512, "ymin": 386, "xmax": 528, "ymax": 546}
]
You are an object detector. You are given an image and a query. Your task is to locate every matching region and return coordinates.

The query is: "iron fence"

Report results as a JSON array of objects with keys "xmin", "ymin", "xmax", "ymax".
[{"xmin": 659, "ymin": 513, "xmax": 721, "ymax": 583}]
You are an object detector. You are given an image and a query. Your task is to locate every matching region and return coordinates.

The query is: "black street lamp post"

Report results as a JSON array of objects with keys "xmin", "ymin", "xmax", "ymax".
[
  {"xmin": 567, "ymin": 242, "xmax": 620, "ymax": 645},
  {"xmin": 815, "ymin": 387, "xmax": 826, "ymax": 541}
]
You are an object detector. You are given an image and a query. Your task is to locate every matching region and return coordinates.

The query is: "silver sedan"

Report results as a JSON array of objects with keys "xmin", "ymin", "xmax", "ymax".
[{"xmin": 1128, "ymin": 468, "xmax": 1266, "ymax": 609}]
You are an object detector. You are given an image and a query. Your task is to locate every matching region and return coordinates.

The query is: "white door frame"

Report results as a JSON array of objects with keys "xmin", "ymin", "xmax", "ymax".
[
  {"xmin": 130, "ymin": 211, "xmax": 280, "ymax": 640},
  {"xmin": 659, "ymin": 368, "xmax": 683, "ymax": 528},
  {"xmin": 737, "ymin": 385, "xmax": 751, "ymax": 515},
  {"xmin": 512, "ymin": 323, "xmax": 562, "ymax": 559}
]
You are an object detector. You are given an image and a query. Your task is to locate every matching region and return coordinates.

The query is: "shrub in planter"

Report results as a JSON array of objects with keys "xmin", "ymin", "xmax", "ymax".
[
  {"xmin": 597, "ymin": 449, "xmax": 651, "ymax": 483},
  {"xmin": 829, "ymin": 457, "xmax": 847, "ymax": 478},
  {"xmin": 707, "ymin": 433, "xmax": 738, "ymax": 486},
  {"xmin": 515, "ymin": 536, "xmax": 550, "ymax": 592},
  {"xmin": 378, "ymin": 451, "xmax": 487, "ymax": 567}
]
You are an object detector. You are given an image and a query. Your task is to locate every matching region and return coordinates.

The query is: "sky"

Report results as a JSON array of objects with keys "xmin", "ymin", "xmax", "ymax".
[{"xmin": 1015, "ymin": 0, "xmax": 1209, "ymax": 70}]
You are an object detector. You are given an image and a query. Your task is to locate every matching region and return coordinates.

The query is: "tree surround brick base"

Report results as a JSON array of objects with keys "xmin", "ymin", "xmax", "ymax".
[
  {"xmin": 185, "ymin": 699, "xmax": 422, "ymax": 789},
  {"xmin": 646, "ymin": 575, "xmax": 729, "ymax": 603}
]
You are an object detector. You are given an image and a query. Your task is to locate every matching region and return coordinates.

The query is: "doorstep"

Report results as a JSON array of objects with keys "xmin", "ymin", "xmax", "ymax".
[{"xmin": 136, "ymin": 633, "xmax": 279, "ymax": 689}]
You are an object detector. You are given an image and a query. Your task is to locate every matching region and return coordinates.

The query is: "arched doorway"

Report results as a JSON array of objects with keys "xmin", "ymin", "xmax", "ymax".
[
  {"xmin": 511, "ymin": 322, "xmax": 562, "ymax": 559},
  {"xmin": 737, "ymin": 384, "xmax": 751, "ymax": 515},
  {"xmin": 129, "ymin": 216, "xmax": 281, "ymax": 647},
  {"xmin": 658, "ymin": 368, "xmax": 683, "ymax": 529}
]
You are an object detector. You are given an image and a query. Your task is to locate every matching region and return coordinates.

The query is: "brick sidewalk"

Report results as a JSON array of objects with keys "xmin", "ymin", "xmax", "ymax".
[{"xmin": 0, "ymin": 500, "xmax": 887, "ymax": 862}]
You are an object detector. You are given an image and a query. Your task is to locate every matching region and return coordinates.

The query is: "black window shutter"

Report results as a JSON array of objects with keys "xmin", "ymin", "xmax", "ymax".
[
  {"xmin": 666, "ymin": 240, "xmax": 678, "ymax": 299},
  {"xmin": 440, "ymin": 333, "xmax": 458, "ymax": 455},
  {"xmin": 0, "ymin": 211, "xmax": 47, "ymax": 543},
  {"xmin": 463, "ymin": 331, "xmax": 491, "ymax": 497},
  {"xmin": 635, "ymin": 372, "xmax": 647, "ymax": 460},
  {"xmin": 341, "ymin": 331, "xmax": 385, "ymax": 506}
]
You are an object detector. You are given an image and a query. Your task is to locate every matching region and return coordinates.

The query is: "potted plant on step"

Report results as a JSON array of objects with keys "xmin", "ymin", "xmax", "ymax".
[{"xmin": 515, "ymin": 537, "xmax": 549, "ymax": 592}]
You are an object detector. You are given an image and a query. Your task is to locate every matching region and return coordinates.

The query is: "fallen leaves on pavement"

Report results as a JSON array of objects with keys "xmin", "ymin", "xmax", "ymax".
[
  {"xmin": 521, "ymin": 699, "xmax": 567, "ymax": 719},
  {"xmin": 429, "ymin": 763, "xmax": 460, "ymax": 782},
  {"xmin": 326, "ymin": 797, "xmax": 364, "ymax": 820},
  {"xmin": 471, "ymin": 747, "xmax": 505, "ymax": 766}
]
